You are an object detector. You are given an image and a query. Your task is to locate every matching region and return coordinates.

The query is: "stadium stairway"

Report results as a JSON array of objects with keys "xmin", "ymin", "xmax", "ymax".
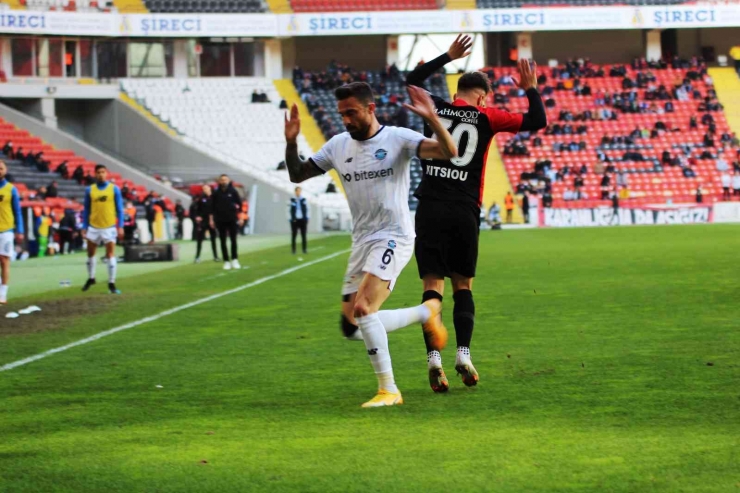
[
  {"xmin": 273, "ymin": 78, "xmax": 344, "ymax": 194},
  {"xmin": 445, "ymin": 0, "xmax": 475, "ymax": 8},
  {"xmin": 0, "ymin": 101, "xmax": 188, "ymax": 206},
  {"xmin": 445, "ymin": 73, "xmax": 523, "ymax": 221},
  {"xmin": 112, "ymin": 0, "xmax": 148, "ymax": 12},
  {"xmin": 264, "ymin": 0, "xmax": 292, "ymax": 11},
  {"xmin": 709, "ymin": 67, "xmax": 740, "ymax": 137},
  {"xmin": 2, "ymin": 0, "xmax": 26, "ymax": 8},
  {"xmin": 119, "ymin": 92, "xmax": 178, "ymax": 138}
]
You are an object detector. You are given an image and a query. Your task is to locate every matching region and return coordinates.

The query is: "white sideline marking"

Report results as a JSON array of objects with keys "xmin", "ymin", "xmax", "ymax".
[{"xmin": 0, "ymin": 249, "xmax": 350, "ymax": 373}]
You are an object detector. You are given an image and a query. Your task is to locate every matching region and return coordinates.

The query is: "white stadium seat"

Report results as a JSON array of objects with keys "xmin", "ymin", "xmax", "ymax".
[{"xmin": 121, "ymin": 77, "xmax": 347, "ymax": 211}]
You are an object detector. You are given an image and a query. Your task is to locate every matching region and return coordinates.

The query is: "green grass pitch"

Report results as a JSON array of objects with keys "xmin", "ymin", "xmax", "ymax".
[{"xmin": 1, "ymin": 225, "xmax": 739, "ymax": 492}]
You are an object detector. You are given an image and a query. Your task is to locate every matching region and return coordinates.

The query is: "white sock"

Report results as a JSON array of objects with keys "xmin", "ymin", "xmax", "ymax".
[
  {"xmin": 0, "ymin": 284, "xmax": 8, "ymax": 302},
  {"xmin": 427, "ymin": 350, "xmax": 442, "ymax": 369},
  {"xmin": 377, "ymin": 304, "xmax": 431, "ymax": 333},
  {"xmin": 456, "ymin": 346, "xmax": 471, "ymax": 365},
  {"xmin": 87, "ymin": 256, "xmax": 97, "ymax": 279},
  {"xmin": 356, "ymin": 313, "xmax": 398, "ymax": 393},
  {"xmin": 108, "ymin": 256, "xmax": 117, "ymax": 283}
]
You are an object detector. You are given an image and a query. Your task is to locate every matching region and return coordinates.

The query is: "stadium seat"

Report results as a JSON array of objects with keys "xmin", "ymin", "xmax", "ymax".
[
  {"xmin": 120, "ymin": 78, "xmax": 343, "ymax": 209},
  {"xmin": 144, "ymin": 0, "xmax": 266, "ymax": 12},
  {"xmin": 0, "ymin": 116, "xmax": 172, "ymax": 215},
  {"xmin": 290, "ymin": 0, "xmax": 438, "ymax": 12},
  {"xmin": 487, "ymin": 61, "xmax": 732, "ymax": 206},
  {"xmin": 294, "ymin": 65, "xmax": 450, "ymax": 209}
]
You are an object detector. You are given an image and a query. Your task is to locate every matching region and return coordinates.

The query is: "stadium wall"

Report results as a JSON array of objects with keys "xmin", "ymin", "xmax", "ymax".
[
  {"xmin": 292, "ymin": 35, "xmax": 388, "ymax": 71},
  {"xmin": 58, "ymin": 99, "xmax": 320, "ymax": 235},
  {"xmin": 531, "ymin": 30, "xmax": 645, "ymax": 65},
  {"xmin": 0, "ymin": 100, "xmax": 192, "ymax": 206}
]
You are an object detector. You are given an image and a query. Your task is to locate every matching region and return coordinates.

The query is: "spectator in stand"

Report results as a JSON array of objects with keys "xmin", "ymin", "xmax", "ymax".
[
  {"xmin": 72, "ymin": 165, "xmax": 84, "ymax": 184},
  {"xmin": 695, "ymin": 186, "xmax": 703, "ymax": 204},
  {"xmin": 83, "ymin": 171, "xmax": 95, "ymax": 186},
  {"xmin": 721, "ymin": 172, "xmax": 732, "ymax": 201},
  {"xmin": 46, "ymin": 181, "xmax": 58, "ymax": 199},
  {"xmin": 2, "ymin": 141, "xmax": 13, "ymax": 158},
  {"xmin": 717, "ymin": 155, "xmax": 729, "ymax": 172},
  {"xmin": 174, "ymin": 199, "xmax": 185, "ymax": 240},
  {"xmin": 734, "ymin": 171, "xmax": 740, "ymax": 198},
  {"xmin": 504, "ymin": 192, "xmax": 515, "ymax": 224},
  {"xmin": 57, "ymin": 161, "xmax": 69, "ymax": 180},
  {"xmin": 600, "ymin": 173, "xmax": 611, "ymax": 199},
  {"xmin": 617, "ymin": 169, "xmax": 629, "ymax": 188},
  {"xmin": 704, "ymin": 132, "xmax": 715, "ymax": 148},
  {"xmin": 563, "ymin": 188, "xmax": 575, "ymax": 201},
  {"xmin": 35, "ymin": 186, "xmax": 47, "ymax": 200},
  {"xmin": 573, "ymin": 174, "xmax": 584, "ymax": 191}
]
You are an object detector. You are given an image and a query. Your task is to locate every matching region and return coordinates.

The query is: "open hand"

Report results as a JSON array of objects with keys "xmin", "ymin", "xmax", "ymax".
[
  {"xmin": 117, "ymin": 228, "xmax": 124, "ymax": 241},
  {"xmin": 403, "ymin": 85, "xmax": 437, "ymax": 122},
  {"xmin": 447, "ymin": 34, "xmax": 473, "ymax": 61},
  {"xmin": 513, "ymin": 59, "xmax": 538, "ymax": 91},
  {"xmin": 285, "ymin": 104, "xmax": 301, "ymax": 144}
]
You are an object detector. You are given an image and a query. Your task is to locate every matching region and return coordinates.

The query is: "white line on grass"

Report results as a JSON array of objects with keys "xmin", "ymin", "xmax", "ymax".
[{"xmin": 0, "ymin": 248, "xmax": 350, "ymax": 373}]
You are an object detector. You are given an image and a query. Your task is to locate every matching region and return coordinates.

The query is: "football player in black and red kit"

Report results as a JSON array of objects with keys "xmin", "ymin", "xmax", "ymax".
[{"xmin": 406, "ymin": 35, "xmax": 547, "ymax": 392}]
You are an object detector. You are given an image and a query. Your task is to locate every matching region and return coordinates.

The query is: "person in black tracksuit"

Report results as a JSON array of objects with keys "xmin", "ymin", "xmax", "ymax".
[
  {"xmin": 289, "ymin": 186, "xmax": 309, "ymax": 254},
  {"xmin": 211, "ymin": 175, "xmax": 242, "ymax": 265},
  {"xmin": 191, "ymin": 184, "xmax": 219, "ymax": 263}
]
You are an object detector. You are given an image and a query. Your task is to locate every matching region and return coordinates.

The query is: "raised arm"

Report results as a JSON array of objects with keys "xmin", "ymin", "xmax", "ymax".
[
  {"xmin": 284, "ymin": 104, "xmax": 325, "ymax": 183},
  {"xmin": 404, "ymin": 86, "xmax": 457, "ymax": 160},
  {"xmin": 406, "ymin": 34, "xmax": 473, "ymax": 89},
  {"xmin": 513, "ymin": 59, "xmax": 547, "ymax": 131}
]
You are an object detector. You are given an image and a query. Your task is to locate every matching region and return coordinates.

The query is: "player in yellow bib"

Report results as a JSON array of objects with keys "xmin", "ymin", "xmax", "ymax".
[
  {"xmin": 0, "ymin": 160, "xmax": 25, "ymax": 305},
  {"xmin": 82, "ymin": 164, "xmax": 124, "ymax": 294}
]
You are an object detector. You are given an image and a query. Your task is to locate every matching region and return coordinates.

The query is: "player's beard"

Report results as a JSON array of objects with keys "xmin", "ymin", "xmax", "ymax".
[{"xmin": 346, "ymin": 122, "xmax": 371, "ymax": 140}]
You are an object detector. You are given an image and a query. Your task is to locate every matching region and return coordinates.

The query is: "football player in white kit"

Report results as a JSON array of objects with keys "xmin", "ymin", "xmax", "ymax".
[{"xmin": 284, "ymin": 82, "xmax": 458, "ymax": 407}]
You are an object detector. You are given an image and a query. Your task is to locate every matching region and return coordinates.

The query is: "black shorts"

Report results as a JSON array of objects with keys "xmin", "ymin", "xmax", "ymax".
[{"xmin": 415, "ymin": 199, "xmax": 480, "ymax": 279}]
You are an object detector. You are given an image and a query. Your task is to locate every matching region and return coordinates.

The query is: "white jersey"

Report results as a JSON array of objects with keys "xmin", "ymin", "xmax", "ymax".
[{"xmin": 311, "ymin": 125, "xmax": 425, "ymax": 244}]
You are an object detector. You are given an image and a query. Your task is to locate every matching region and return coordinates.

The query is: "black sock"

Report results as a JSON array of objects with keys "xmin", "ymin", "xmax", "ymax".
[
  {"xmin": 340, "ymin": 314, "xmax": 359, "ymax": 339},
  {"xmin": 453, "ymin": 289, "xmax": 475, "ymax": 348},
  {"xmin": 421, "ymin": 290, "xmax": 443, "ymax": 353}
]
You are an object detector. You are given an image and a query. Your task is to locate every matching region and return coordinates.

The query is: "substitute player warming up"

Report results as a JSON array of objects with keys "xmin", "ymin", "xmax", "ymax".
[
  {"xmin": 284, "ymin": 82, "xmax": 458, "ymax": 407},
  {"xmin": 82, "ymin": 164, "xmax": 124, "ymax": 295},
  {"xmin": 0, "ymin": 160, "xmax": 24, "ymax": 305},
  {"xmin": 407, "ymin": 35, "xmax": 547, "ymax": 392}
]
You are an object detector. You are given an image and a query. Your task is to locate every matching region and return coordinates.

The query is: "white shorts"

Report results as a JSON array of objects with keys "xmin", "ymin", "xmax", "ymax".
[
  {"xmin": 0, "ymin": 231, "xmax": 13, "ymax": 258},
  {"xmin": 87, "ymin": 226, "xmax": 117, "ymax": 245},
  {"xmin": 342, "ymin": 237, "xmax": 414, "ymax": 296}
]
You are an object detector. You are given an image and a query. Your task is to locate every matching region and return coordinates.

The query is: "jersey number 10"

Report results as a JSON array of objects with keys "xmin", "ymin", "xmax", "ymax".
[{"xmin": 438, "ymin": 118, "xmax": 479, "ymax": 167}]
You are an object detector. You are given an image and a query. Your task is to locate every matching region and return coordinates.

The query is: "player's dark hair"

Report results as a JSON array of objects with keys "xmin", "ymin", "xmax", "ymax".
[
  {"xmin": 335, "ymin": 82, "xmax": 375, "ymax": 106},
  {"xmin": 457, "ymin": 72, "xmax": 491, "ymax": 95},
  {"xmin": 220, "ymin": 174, "xmax": 229, "ymax": 179},
  {"xmin": 95, "ymin": 164, "xmax": 107, "ymax": 172}
]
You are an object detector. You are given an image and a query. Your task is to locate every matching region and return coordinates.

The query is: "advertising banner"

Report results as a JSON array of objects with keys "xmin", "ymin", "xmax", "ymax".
[
  {"xmin": 540, "ymin": 205, "xmax": 713, "ymax": 228},
  {"xmin": 1, "ymin": 6, "xmax": 739, "ymax": 38}
]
